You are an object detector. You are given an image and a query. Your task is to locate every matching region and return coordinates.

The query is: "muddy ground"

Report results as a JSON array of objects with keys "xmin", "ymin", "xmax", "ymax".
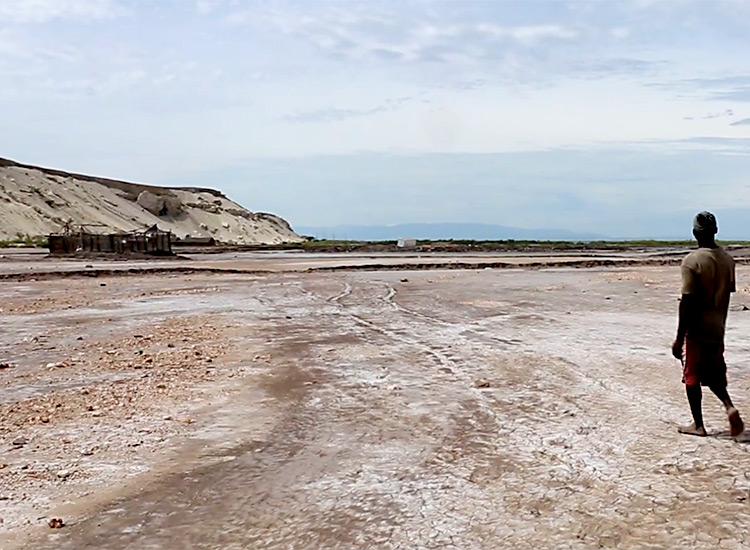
[{"xmin": 3, "ymin": 253, "xmax": 750, "ymax": 549}]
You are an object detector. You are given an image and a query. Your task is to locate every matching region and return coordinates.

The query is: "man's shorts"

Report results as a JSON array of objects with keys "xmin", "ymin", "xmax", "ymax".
[{"xmin": 683, "ymin": 338, "xmax": 727, "ymax": 387}]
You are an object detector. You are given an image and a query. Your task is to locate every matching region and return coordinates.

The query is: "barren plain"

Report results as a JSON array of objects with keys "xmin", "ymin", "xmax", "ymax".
[{"xmin": 3, "ymin": 250, "xmax": 750, "ymax": 549}]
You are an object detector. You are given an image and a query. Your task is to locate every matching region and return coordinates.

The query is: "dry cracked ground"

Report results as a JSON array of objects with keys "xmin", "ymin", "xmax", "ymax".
[{"xmin": 3, "ymin": 258, "xmax": 750, "ymax": 549}]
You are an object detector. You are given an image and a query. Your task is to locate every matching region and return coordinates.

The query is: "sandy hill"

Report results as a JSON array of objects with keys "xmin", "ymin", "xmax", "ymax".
[{"xmin": 0, "ymin": 157, "xmax": 301, "ymax": 245}]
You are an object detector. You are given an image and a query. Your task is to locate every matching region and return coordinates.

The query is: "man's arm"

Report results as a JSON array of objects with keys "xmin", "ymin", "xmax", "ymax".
[{"xmin": 673, "ymin": 294, "xmax": 696, "ymax": 359}]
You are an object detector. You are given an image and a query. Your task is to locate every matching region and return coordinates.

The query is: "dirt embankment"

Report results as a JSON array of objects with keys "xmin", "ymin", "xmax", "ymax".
[{"xmin": 0, "ymin": 157, "xmax": 301, "ymax": 245}]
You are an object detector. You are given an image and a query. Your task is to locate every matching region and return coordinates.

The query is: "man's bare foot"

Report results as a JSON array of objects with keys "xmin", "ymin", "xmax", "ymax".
[
  {"xmin": 728, "ymin": 407, "xmax": 744, "ymax": 437},
  {"xmin": 678, "ymin": 423, "xmax": 707, "ymax": 436}
]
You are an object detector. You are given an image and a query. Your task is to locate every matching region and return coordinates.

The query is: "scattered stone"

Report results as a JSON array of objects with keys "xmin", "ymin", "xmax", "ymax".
[
  {"xmin": 438, "ymin": 367, "xmax": 453, "ymax": 374},
  {"xmin": 40, "ymin": 416, "xmax": 49, "ymax": 424},
  {"xmin": 12, "ymin": 437, "xmax": 28, "ymax": 447},
  {"xmin": 474, "ymin": 379, "xmax": 491, "ymax": 389},
  {"xmin": 176, "ymin": 417, "xmax": 194, "ymax": 425},
  {"xmin": 400, "ymin": 278, "xmax": 409, "ymax": 283},
  {"xmin": 56, "ymin": 470, "xmax": 71, "ymax": 480},
  {"xmin": 48, "ymin": 518, "xmax": 65, "ymax": 529}
]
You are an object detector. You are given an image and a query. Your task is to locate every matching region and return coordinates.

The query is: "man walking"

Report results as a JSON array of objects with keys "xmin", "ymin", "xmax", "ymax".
[{"xmin": 672, "ymin": 211, "xmax": 744, "ymax": 437}]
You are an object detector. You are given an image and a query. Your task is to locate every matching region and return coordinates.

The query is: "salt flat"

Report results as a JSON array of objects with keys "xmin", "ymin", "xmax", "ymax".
[{"xmin": 3, "ymin": 253, "xmax": 750, "ymax": 549}]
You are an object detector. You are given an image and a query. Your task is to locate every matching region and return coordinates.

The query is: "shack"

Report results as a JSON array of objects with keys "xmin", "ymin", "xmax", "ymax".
[
  {"xmin": 397, "ymin": 238, "xmax": 417, "ymax": 249},
  {"xmin": 173, "ymin": 235, "xmax": 216, "ymax": 246},
  {"xmin": 48, "ymin": 224, "xmax": 173, "ymax": 256}
]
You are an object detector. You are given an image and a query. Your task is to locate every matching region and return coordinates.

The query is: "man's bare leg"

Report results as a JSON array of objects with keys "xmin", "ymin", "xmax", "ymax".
[
  {"xmin": 710, "ymin": 384, "xmax": 744, "ymax": 436},
  {"xmin": 679, "ymin": 384, "xmax": 707, "ymax": 436}
]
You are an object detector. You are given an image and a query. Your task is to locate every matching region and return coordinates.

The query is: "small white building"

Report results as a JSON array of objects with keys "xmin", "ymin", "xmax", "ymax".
[{"xmin": 397, "ymin": 238, "xmax": 417, "ymax": 248}]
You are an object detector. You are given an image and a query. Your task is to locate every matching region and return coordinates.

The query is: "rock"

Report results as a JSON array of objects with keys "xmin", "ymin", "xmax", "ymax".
[
  {"xmin": 57, "ymin": 470, "xmax": 71, "ymax": 479},
  {"xmin": 0, "ymin": 363, "xmax": 12, "ymax": 370},
  {"xmin": 136, "ymin": 190, "xmax": 182, "ymax": 217},
  {"xmin": 40, "ymin": 416, "xmax": 49, "ymax": 424},
  {"xmin": 474, "ymin": 379, "xmax": 491, "ymax": 388},
  {"xmin": 743, "ymin": 305, "xmax": 749, "ymax": 311},
  {"xmin": 48, "ymin": 518, "xmax": 65, "ymax": 529},
  {"xmin": 401, "ymin": 278, "xmax": 409, "ymax": 283},
  {"xmin": 12, "ymin": 437, "xmax": 28, "ymax": 447}
]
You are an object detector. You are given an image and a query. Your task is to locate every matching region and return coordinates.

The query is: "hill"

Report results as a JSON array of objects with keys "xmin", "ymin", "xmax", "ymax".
[{"xmin": 0, "ymin": 157, "xmax": 301, "ymax": 245}]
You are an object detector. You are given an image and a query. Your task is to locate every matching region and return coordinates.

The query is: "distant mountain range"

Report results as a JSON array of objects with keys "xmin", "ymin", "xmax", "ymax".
[{"xmin": 294, "ymin": 223, "xmax": 609, "ymax": 242}]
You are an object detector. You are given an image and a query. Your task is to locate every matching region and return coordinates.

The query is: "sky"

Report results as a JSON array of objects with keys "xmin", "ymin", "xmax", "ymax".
[{"xmin": 1, "ymin": 0, "xmax": 750, "ymax": 238}]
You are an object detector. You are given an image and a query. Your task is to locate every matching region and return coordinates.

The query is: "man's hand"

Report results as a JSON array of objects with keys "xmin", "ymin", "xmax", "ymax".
[{"xmin": 672, "ymin": 337, "xmax": 684, "ymax": 360}]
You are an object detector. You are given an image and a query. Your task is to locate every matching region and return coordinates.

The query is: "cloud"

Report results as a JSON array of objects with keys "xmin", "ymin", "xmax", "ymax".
[
  {"xmin": 611, "ymin": 27, "xmax": 630, "ymax": 39},
  {"xmin": 655, "ymin": 76, "xmax": 750, "ymax": 102},
  {"xmin": 476, "ymin": 24, "xmax": 577, "ymax": 43},
  {"xmin": 575, "ymin": 58, "xmax": 663, "ymax": 78},
  {"xmin": 195, "ymin": 0, "xmax": 220, "ymax": 15},
  {"xmin": 730, "ymin": 118, "xmax": 750, "ymax": 126},
  {"xmin": 0, "ymin": 0, "xmax": 120, "ymax": 22},
  {"xmin": 684, "ymin": 109, "xmax": 735, "ymax": 121},
  {"xmin": 704, "ymin": 109, "xmax": 734, "ymax": 119},
  {"xmin": 284, "ymin": 95, "xmax": 422, "ymax": 123},
  {"xmin": 229, "ymin": 4, "xmax": 580, "ymax": 68}
]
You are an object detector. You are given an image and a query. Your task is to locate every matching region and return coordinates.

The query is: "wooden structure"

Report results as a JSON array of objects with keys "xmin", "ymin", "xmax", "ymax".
[
  {"xmin": 48, "ymin": 224, "xmax": 173, "ymax": 255},
  {"xmin": 173, "ymin": 235, "xmax": 216, "ymax": 246}
]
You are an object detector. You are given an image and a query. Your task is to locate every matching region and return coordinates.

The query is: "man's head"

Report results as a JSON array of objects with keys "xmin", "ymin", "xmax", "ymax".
[{"xmin": 693, "ymin": 211, "xmax": 718, "ymax": 245}]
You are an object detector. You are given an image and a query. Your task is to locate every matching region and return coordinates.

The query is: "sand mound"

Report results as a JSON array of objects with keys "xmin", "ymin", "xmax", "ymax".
[{"xmin": 0, "ymin": 157, "xmax": 301, "ymax": 245}]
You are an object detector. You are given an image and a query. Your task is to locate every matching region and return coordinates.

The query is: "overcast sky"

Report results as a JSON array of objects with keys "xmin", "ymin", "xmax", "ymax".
[{"xmin": 1, "ymin": 0, "xmax": 750, "ymax": 238}]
